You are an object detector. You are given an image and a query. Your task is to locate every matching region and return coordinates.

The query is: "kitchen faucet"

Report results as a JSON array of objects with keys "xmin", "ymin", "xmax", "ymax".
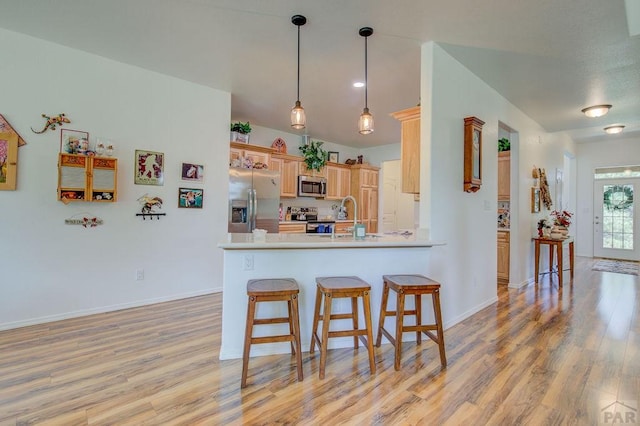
[{"xmin": 340, "ymin": 195, "xmax": 358, "ymax": 228}]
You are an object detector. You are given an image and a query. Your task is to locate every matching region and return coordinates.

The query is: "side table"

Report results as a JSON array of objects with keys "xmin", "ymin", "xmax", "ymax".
[{"xmin": 533, "ymin": 237, "xmax": 574, "ymax": 287}]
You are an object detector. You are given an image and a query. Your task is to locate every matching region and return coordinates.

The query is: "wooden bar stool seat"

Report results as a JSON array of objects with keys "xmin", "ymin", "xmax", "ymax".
[
  {"xmin": 241, "ymin": 278, "xmax": 303, "ymax": 388},
  {"xmin": 309, "ymin": 276, "xmax": 376, "ymax": 379},
  {"xmin": 376, "ymin": 274, "xmax": 446, "ymax": 371}
]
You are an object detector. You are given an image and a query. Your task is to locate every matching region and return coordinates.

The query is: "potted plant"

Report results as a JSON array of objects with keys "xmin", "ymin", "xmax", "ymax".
[
  {"xmin": 230, "ymin": 121, "xmax": 252, "ymax": 144},
  {"xmin": 299, "ymin": 140, "xmax": 328, "ymax": 172},
  {"xmin": 498, "ymin": 138, "xmax": 510, "ymax": 152}
]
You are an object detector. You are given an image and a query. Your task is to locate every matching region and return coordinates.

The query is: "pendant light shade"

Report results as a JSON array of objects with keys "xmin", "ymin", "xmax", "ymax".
[
  {"xmin": 358, "ymin": 27, "xmax": 374, "ymax": 135},
  {"xmin": 291, "ymin": 15, "xmax": 307, "ymax": 130}
]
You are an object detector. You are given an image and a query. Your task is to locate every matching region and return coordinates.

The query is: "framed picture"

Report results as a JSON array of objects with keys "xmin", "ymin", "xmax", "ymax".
[
  {"xmin": 60, "ymin": 129, "xmax": 89, "ymax": 154},
  {"xmin": 135, "ymin": 150, "xmax": 164, "ymax": 185},
  {"xmin": 181, "ymin": 162, "xmax": 204, "ymax": 182},
  {"xmin": 178, "ymin": 187, "xmax": 203, "ymax": 208},
  {"xmin": 328, "ymin": 151, "xmax": 339, "ymax": 163},
  {"xmin": 463, "ymin": 116, "xmax": 485, "ymax": 193},
  {"xmin": 0, "ymin": 132, "xmax": 19, "ymax": 190},
  {"xmin": 531, "ymin": 187, "xmax": 541, "ymax": 213}
]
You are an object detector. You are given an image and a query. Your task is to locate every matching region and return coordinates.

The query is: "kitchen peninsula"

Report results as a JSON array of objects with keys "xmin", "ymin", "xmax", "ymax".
[{"xmin": 217, "ymin": 233, "xmax": 444, "ymax": 360}]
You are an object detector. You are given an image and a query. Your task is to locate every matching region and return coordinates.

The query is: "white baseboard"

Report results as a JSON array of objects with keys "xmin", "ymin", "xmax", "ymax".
[
  {"xmin": 509, "ymin": 279, "xmax": 531, "ymax": 289},
  {"xmin": 443, "ymin": 296, "xmax": 499, "ymax": 331},
  {"xmin": 0, "ymin": 287, "xmax": 223, "ymax": 331}
]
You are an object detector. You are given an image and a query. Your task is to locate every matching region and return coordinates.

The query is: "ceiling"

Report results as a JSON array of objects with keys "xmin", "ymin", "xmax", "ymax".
[{"xmin": 0, "ymin": 0, "xmax": 638, "ymax": 148}]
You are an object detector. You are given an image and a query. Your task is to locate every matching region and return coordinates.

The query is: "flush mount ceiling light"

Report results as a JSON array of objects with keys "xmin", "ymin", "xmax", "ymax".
[
  {"xmin": 290, "ymin": 15, "xmax": 307, "ymax": 130},
  {"xmin": 604, "ymin": 124, "xmax": 625, "ymax": 134},
  {"xmin": 358, "ymin": 27, "xmax": 374, "ymax": 135},
  {"xmin": 581, "ymin": 104, "xmax": 612, "ymax": 118}
]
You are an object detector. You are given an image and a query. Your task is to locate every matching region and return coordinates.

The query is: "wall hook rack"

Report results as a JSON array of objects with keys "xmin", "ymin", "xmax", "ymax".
[{"xmin": 136, "ymin": 213, "xmax": 166, "ymax": 220}]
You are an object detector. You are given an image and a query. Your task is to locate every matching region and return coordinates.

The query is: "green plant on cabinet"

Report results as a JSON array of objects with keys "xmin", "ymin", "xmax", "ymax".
[{"xmin": 299, "ymin": 140, "xmax": 328, "ymax": 172}]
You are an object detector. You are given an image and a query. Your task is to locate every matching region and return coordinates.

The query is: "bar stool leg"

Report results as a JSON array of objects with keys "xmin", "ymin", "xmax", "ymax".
[
  {"xmin": 319, "ymin": 292, "xmax": 333, "ymax": 379},
  {"xmin": 351, "ymin": 296, "xmax": 359, "ymax": 348},
  {"xmin": 287, "ymin": 298, "xmax": 295, "ymax": 354},
  {"xmin": 362, "ymin": 290, "xmax": 376, "ymax": 374},
  {"xmin": 309, "ymin": 286, "xmax": 323, "ymax": 353},
  {"xmin": 241, "ymin": 296, "xmax": 257, "ymax": 388},
  {"xmin": 394, "ymin": 290, "xmax": 406, "ymax": 371},
  {"xmin": 290, "ymin": 293, "xmax": 303, "ymax": 382},
  {"xmin": 432, "ymin": 289, "xmax": 447, "ymax": 367},
  {"xmin": 415, "ymin": 294, "xmax": 422, "ymax": 344},
  {"xmin": 376, "ymin": 281, "xmax": 390, "ymax": 347}
]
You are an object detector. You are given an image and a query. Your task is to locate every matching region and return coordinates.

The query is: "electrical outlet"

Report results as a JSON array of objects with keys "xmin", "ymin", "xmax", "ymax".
[
  {"xmin": 136, "ymin": 269, "xmax": 144, "ymax": 280},
  {"xmin": 243, "ymin": 255, "xmax": 254, "ymax": 271}
]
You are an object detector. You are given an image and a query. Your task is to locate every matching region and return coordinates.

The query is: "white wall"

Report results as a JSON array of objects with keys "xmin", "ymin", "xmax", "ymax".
[
  {"xmin": 575, "ymin": 136, "xmax": 640, "ymax": 257},
  {"xmin": 419, "ymin": 43, "xmax": 576, "ymax": 326},
  {"xmin": 0, "ymin": 29, "xmax": 230, "ymax": 329}
]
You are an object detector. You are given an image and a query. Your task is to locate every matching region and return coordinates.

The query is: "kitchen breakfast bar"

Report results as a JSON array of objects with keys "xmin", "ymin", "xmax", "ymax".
[{"xmin": 217, "ymin": 233, "xmax": 445, "ymax": 360}]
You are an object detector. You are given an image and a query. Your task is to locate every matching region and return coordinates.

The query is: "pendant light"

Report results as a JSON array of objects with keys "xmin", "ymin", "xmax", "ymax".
[
  {"xmin": 358, "ymin": 27, "xmax": 374, "ymax": 135},
  {"xmin": 291, "ymin": 15, "xmax": 307, "ymax": 130}
]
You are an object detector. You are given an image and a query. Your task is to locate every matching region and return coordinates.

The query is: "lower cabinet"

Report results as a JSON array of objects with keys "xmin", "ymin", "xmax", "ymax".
[
  {"xmin": 279, "ymin": 223, "xmax": 306, "ymax": 233},
  {"xmin": 334, "ymin": 221, "xmax": 353, "ymax": 234},
  {"xmin": 497, "ymin": 231, "xmax": 510, "ymax": 282}
]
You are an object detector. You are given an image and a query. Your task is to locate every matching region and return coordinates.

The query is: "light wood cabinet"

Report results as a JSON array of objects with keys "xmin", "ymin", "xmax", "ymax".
[
  {"xmin": 391, "ymin": 106, "xmax": 420, "ymax": 194},
  {"xmin": 279, "ymin": 223, "xmax": 306, "ymax": 233},
  {"xmin": 334, "ymin": 222, "xmax": 353, "ymax": 234},
  {"xmin": 325, "ymin": 163, "xmax": 351, "ymax": 200},
  {"xmin": 497, "ymin": 230, "xmax": 510, "ymax": 282},
  {"xmin": 498, "ymin": 151, "xmax": 510, "ymax": 201},
  {"xmin": 270, "ymin": 153, "xmax": 299, "ymax": 198},
  {"xmin": 298, "ymin": 161, "xmax": 327, "ymax": 178},
  {"xmin": 58, "ymin": 153, "xmax": 117, "ymax": 203},
  {"xmin": 230, "ymin": 142, "xmax": 274, "ymax": 167},
  {"xmin": 349, "ymin": 164, "xmax": 380, "ymax": 234}
]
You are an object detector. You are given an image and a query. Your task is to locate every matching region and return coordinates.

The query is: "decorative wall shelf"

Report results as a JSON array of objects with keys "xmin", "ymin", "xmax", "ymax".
[
  {"xmin": 58, "ymin": 153, "xmax": 117, "ymax": 203},
  {"xmin": 136, "ymin": 213, "xmax": 166, "ymax": 220}
]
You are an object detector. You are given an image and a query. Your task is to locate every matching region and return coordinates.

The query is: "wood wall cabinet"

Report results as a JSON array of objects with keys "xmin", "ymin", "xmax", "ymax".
[
  {"xmin": 498, "ymin": 151, "xmax": 510, "ymax": 201},
  {"xmin": 349, "ymin": 164, "xmax": 379, "ymax": 234},
  {"xmin": 325, "ymin": 163, "xmax": 351, "ymax": 200},
  {"xmin": 58, "ymin": 153, "xmax": 117, "ymax": 202},
  {"xmin": 279, "ymin": 223, "xmax": 306, "ymax": 233},
  {"xmin": 230, "ymin": 142, "xmax": 274, "ymax": 167},
  {"xmin": 298, "ymin": 162, "xmax": 328, "ymax": 178},
  {"xmin": 270, "ymin": 153, "xmax": 300, "ymax": 198},
  {"xmin": 391, "ymin": 106, "xmax": 420, "ymax": 194},
  {"xmin": 497, "ymin": 230, "xmax": 510, "ymax": 282}
]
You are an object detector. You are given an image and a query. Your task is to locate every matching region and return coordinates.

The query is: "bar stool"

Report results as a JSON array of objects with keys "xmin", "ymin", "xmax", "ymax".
[
  {"xmin": 376, "ymin": 274, "xmax": 446, "ymax": 371},
  {"xmin": 241, "ymin": 278, "xmax": 303, "ymax": 388},
  {"xmin": 309, "ymin": 276, "xmax": 376, "ymax": 379}
]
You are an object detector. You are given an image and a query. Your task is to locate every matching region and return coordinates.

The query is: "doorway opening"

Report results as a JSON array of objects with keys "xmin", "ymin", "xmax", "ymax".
[{"xmin": 381, "ymin": 160, "xmax": 416, "ymax": 233}]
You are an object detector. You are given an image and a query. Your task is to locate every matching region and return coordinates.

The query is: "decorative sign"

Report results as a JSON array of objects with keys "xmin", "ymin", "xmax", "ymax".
[
  {"xmin": 65, "ymin": 215, "xmax": 104, "ymax": 228},
  {"xmin": 135, "ymin": 150, "xmax": 164, "ymax": 186}
]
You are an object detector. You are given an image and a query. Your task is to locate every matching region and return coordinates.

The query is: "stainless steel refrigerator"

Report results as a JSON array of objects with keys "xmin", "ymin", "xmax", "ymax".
[{"xmin": 228, "ymin": 168, "xmax": 281, "ymax": 234}]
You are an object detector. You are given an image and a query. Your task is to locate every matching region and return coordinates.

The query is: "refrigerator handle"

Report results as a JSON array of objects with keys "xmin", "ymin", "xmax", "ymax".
[
  {"xmin": 252, "ymin": 189, "xmax": 258, "ymax": 231},
  {"xmin": 247, "ymin": 190, "xmax": 253, "ymax": 232}
]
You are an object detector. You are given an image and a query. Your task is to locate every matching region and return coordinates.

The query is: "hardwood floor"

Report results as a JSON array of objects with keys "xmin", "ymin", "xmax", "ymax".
[{"xmin": 1, "ymin": 256, "xmax": 638, "ymax": 425}]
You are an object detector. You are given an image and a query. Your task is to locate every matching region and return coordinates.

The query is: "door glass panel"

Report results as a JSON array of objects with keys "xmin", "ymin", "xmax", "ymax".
[{"xmin": 601, "ymin": 184, "xmax": 634, "ymax": 250}]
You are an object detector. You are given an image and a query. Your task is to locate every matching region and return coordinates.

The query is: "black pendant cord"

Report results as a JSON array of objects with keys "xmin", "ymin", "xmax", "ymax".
[
  {"xmin": 297, "ymin": 23, "xmax": 301, "ymax": 103},
  {"xmin": 364, "ymin": 35, "xmax": 368, "ymax": 109}
]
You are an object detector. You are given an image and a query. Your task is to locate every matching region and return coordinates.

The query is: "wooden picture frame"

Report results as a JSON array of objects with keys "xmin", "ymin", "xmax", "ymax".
[
  {"xmin": 181, "ymin": 162, "xmax": 204, "ymax": 182},
  {"xmin": 61, "ymin": 129, "xmax": 89, "ymax": 154},
  {"xmin": 178, "ymin": 187, "xmax": 203, "ymax": 208},
  {"xmin": 463, "ymin": 116, "xmax": 485, "ymax": 193},
  {"xmin": 0, "ymin": 132, "xmax": 18, "ymax": 190},
  {"xmin": 531, "ymin": 187, "xmax": 541, "ymax": 213},
  {"xmin": 328, "ymin": 151, "xmax": 339, "ymax": 163},
  {"xmin": 135, "ymin": 150, "xmax": 164, "ymax": 186}
]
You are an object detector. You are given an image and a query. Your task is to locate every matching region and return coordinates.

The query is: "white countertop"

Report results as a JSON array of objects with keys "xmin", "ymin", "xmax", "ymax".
[{"xmin": 218, "ymin": 232, "xmax": 444, "ymax": 250}]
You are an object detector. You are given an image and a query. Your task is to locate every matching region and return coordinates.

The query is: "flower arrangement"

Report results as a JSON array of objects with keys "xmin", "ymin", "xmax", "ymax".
[
  {"xmin": 537, "ymin": 218, "xmax": 551, "ymax": 237},
  {"xmin": 551, "ymin": 210, "xmax": 573, "ymax": 227}
]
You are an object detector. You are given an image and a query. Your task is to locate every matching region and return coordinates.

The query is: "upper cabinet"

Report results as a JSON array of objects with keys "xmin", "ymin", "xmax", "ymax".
[
  {"xmin": 391, "ymin": 106, "xmax": 420, "ymax": 194},
  {"xmin": 270, "ymin": 153, "xmax": 300, "ymax": 198},
  {"xmin": 230, "ymin": 142, "xmax": 274, "ymax": 167},
  {"xmin": 325, "ymin": 163, "xmax": 351, "ymax": 200},
  {"xmin": 349, "ymin": 164, "xmax": 380, "ymax": 233},
  {"xmin": 498, "ymin": 151, "xmax": 510, "ymax": 201}
]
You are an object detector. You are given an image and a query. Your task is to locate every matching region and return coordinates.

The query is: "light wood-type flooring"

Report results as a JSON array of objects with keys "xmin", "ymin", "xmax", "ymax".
[{"xmin": 1, "ymin": 256, "xmax": 638, "ymax": 425}]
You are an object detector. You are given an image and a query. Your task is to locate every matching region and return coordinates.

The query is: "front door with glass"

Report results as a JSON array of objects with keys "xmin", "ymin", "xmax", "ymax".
[{"xmin": 593, "ymin": 179, "xmax": 639, "ymax": 260}]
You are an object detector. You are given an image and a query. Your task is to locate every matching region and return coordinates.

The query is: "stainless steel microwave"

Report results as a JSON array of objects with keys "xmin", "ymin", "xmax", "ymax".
[{"xmin": 298, "ymin": 175, "xmax": 326, "ymax": 198}]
